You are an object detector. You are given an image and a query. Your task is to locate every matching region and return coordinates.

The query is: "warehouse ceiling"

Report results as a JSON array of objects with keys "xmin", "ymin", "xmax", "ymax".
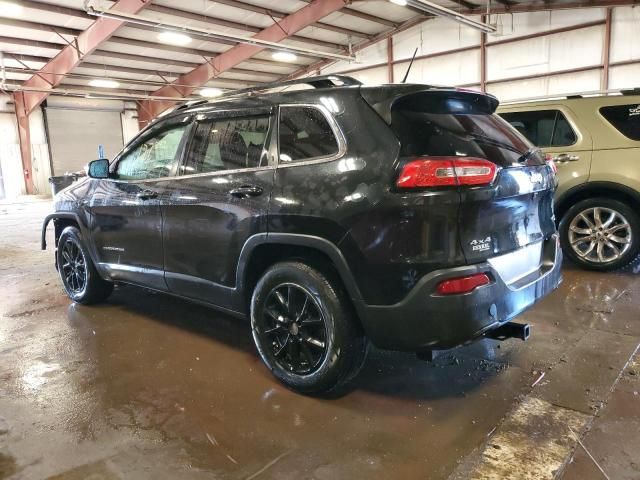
[{"xmin": 0, "ymin": 0, "xmax": 636, "ymax": 102}]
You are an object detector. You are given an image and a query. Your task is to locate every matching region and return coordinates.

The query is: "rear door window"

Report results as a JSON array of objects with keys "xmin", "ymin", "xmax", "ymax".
[
  {"xmin": 599, "ymin": 104, "xmax": 640, "ymax": 141},
  {"xmin": 183, "ymin": 115, "xmax": 271, "ymax": 174},
  {"xmin": 499, "ymin": 110, "xmax": 577, "ymax": 147},
  {"xmin": 278, "ymin": 106, "xmax": 339, "ymax": 163}
]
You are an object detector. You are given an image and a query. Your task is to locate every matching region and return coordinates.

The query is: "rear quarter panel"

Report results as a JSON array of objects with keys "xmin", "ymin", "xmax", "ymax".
[{"xmin": 583, "ymin": 96, "xmax": 640, "ymax": 192}]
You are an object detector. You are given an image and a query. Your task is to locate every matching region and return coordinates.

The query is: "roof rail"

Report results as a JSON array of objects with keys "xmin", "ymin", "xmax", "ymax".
[
  {"xmin": 219, "ymin": 75, "xmax": 362, "ymax": 99},
  {"xmin": 500, "ymin": 88, "xmax": 640, "ymax": 105},
  {"xmin": 174, "ymin": 99, "xmax": 208, "ymax": 110},
  {"xmin": 621, "ymin": 87, "xmax": 640, "ymax": 96}
]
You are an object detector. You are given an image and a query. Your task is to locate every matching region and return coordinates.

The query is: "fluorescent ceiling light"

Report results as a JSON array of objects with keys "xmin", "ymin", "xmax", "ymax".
[
  {"xmin": 158, "ymin": 31, "xmax": 192, "ymax": 46},
  {"xmin": 389, "ymin": 0, "xmax": 408, "ymax": 5},
  {"xmin": 200, "ymin": 88, "xmax": 223, "ymax": 98},
  {"xmin": 0, "ymin": 1, "xmax": 23, "ymax": 16},
  {"xmin": 393, "ymin": 0, "xmax": 496, "ymax": 33},
  {"xmin": 89, "ymin": 79, "xmax": 120, "ymax": 89},
  {"xmin": 272, "ymin": 51, "xmax": 297, "ymax": 63}
]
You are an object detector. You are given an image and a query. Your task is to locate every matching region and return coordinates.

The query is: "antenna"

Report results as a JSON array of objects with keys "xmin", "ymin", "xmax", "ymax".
[{"xmin": 401, "ymin": 48, "xmax": 418, "ymax": 84}]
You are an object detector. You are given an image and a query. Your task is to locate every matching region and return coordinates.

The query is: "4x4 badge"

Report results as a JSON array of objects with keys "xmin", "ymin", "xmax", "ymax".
[{"xmin": 470, "ymin": 237, "xmax": 492, "ymax": 252}]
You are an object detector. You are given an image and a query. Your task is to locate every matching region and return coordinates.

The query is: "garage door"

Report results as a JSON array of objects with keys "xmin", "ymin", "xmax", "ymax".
[{"xmin": 46, "ymin": 107, "xmax": 124, "ymax": 175}]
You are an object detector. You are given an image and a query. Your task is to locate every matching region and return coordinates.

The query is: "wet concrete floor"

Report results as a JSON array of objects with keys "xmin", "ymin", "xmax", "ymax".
[{"xmin": 0, "ymin": 200, "xmax": 638, "ymax": 479}]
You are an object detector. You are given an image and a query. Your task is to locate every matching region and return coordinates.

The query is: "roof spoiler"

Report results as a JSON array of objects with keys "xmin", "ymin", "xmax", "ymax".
[{"xmin": 360, "ymin": 85, "xmax": 500, "ymax": 124}]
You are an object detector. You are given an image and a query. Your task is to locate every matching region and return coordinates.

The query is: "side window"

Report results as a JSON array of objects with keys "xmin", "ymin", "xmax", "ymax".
[
  {"xmin": 278, "ymin": 106, "xmax": 339, "ymax": 163},
  {"xmin": 116, "ymin": 124, "xmax": 188, "ymax": 180},
  {"xmin": 599, "ymin": 104, "xmax": 640, "ymax": 141},
  {"xmin": 552, "ymin": 112, "xmax": 577, "ymax": 146},
  {"xmin": 500, "ymin": 110, "xmax": 576, "ymax": 148},
  {"xmin": 183, "ymin": 115, "xmax": 271, "ymax": 174}
]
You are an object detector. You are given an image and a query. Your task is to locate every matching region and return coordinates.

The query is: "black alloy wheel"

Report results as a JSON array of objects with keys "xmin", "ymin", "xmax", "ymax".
[
  {"xmin": 251, "ymin": 261, "xmax": 368, "ymax": 395},
  {"xmin": 259, "ymin": 283, "xmax": 328, "ymax": 375},
  {"xmin": 56, "ymin": 226, "xmax": 114, "ymax": 304},
  {"xmin": 60, "ymin": 237, "xmax": 88, "ymax": 295}
]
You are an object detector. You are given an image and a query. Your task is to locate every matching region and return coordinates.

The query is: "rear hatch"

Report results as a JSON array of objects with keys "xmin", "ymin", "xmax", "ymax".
[{"xmin": 362, "ymin": 86, "xmax": 557, "ymax": 264}]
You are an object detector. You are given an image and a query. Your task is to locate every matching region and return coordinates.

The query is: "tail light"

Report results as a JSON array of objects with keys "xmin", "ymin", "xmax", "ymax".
[
  {"xmin": 436, "ymin": 273, "xmax": 491, "ymax": 295},
  {"xmin": 396, "ymin": 157, "xmax": 497, "ymax": 188}
]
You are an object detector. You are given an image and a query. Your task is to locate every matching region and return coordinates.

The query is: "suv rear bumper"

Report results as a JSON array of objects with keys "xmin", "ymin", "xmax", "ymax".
[{"xmin": 360, "ymin": 235, "xmax": 562, "ymax": 351}]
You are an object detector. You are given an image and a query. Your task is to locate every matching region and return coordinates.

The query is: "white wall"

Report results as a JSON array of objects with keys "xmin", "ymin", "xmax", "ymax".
[{"xmin": 321, "ymin": 6, "xmax": 640, "ymax": 101}]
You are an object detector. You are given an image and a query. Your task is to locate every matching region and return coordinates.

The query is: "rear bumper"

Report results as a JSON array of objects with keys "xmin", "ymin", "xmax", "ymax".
[{"xmin": 360, "ymin": 235, "xmax": 562, "ymax": 351}]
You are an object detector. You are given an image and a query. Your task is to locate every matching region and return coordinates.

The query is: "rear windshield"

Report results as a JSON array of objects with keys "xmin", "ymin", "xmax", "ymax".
[
  {"xmin": 390, "ymin": 93, "xmax": 538, "ymax": 166},
  {"xmin": 599, "ymin": 104, "xmax": 640, "ymax": 141}
]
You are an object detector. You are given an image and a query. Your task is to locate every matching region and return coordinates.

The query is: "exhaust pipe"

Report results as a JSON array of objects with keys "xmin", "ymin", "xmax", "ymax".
[{"xmin": 486, "ymin": 322, "xmax": 530, "ymax": 341}]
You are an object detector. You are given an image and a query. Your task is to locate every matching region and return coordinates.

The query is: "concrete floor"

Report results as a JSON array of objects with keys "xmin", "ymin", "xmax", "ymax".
[{"xmin": 0, "ymin": 199, "xmax": 638, "ymax": 480}]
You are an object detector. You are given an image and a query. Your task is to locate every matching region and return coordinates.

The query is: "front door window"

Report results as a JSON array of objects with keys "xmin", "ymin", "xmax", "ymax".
[{"xmin": 116, "ymin": 124, "xmax": 189, "ymax": 180}]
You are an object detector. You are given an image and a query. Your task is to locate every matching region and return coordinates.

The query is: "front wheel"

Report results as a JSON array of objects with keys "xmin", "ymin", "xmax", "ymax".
[
  {"xmin": 250, "ymin": 261, "xmax": 368, "ymax": 395},
  {"xmin": 56, "ymin": 226, "xmax": 114, "ymax": 304},
  {"xmin": 559, "ymin": 198, "xmax": 640, "ymax": 271}
]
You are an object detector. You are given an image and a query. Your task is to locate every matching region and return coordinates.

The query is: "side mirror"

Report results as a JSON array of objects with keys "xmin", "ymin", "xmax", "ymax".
[{"xmin": 88, "ymin": 159, "xmax": 110, "ymax": 179}]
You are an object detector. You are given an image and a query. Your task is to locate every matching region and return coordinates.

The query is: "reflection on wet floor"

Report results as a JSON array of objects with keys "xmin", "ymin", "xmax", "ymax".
[{"xmin": 1, "ymin": 201, "xmax": 639, "ymax": 479}]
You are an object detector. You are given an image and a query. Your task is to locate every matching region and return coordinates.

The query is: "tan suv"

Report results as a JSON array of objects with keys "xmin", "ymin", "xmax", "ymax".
[{"xmin": 498, "ymin": 91, "xmax": 640, "ymax": 271}]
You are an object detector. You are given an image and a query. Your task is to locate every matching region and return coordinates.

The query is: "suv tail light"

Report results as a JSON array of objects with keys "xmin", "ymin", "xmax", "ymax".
[
  {"xmin": 396, "ymin": 157, "xmax": 497, "ymax": 188},
  {"xmin": 436, "ymin": 273, "xmax": 491, "ymax": 295}
]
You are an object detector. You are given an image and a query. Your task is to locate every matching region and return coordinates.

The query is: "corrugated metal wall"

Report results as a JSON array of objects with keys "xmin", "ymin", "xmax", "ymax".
[{"xmin": 325, "ymin": 6, "xmax": 640, "ymax": 101}]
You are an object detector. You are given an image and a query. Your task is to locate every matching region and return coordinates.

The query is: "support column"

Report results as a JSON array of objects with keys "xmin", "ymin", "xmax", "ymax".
[
  {"xmin": 387, "ymin": 36, "xmax": 394, "ymax": 83},
  {"xmin": 602, "ymin": 7, "xmax": 613, "ymax": 90},
  {"xmin": 480, "ymin": 14, "xmax": 487, "ymax": 92},
  {"xmin": 13, "ymin": 92, "xmax": 35, "ymax": 195}
]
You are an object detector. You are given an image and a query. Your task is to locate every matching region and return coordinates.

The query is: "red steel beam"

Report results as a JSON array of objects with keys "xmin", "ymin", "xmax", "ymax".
[
  {"xmin": 19, "ymin": 0, "xmax": 150, "ymax": 115},
  {"xmin": 138, "ymin": 0, "xmax": 349, "ymax": 125}
]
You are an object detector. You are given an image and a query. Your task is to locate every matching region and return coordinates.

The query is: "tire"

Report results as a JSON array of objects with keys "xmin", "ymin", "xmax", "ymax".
[
  {"xmin": 56, "ymin": 226, "xmax": 114, "ymax": 304},
  {"xmin": 559, "ymin": 197, "xmax": 640, "ymax": 272},
  {"xmin": 250, "ymin": 261, "xmax": 368, "ymax": 395}
]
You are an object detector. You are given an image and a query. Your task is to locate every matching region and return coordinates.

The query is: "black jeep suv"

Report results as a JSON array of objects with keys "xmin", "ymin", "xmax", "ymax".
[{"xmin": 42, "ymin": 75, "xmax": 562, "ymax": 394}]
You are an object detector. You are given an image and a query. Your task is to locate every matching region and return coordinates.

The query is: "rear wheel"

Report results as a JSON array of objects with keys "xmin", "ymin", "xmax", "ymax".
[
  {"xmin": 56, "ymin": 226, "xmax": 113, "ymax": 304},
  {"xmin": 559, "ymin": 198, "xmax": 640, "ymax": 271},
  {"xmin": 250, "ymin": 261, "xmax": 368, "ymax": 395}
]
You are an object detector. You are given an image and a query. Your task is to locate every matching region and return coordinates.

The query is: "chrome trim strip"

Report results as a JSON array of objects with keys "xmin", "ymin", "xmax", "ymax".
[{"xmin": 171, "ymin": 165, "xmax": 276, "ymax": 181}]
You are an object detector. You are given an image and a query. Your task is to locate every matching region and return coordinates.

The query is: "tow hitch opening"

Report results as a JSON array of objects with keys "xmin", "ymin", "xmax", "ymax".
[{"xmin": 485, "ymin": 322, "xmax": 530, "ymax": 342}]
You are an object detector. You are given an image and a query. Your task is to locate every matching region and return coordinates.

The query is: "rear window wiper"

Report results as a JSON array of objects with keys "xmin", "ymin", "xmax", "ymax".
[
  {"xmin": 466, "ymin": 133, "xmax": 524, "ymax": 155},
  {"xmin": 516, "ymin": 147, "xmax": 543, "ymax": 164}
]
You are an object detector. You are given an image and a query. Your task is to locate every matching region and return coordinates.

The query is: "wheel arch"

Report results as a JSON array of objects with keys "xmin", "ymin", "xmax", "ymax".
[
  {"xmin": 237, "ymin": 234, "xmax": 366, "ymax": 325},
  {"xmin": 556, "ymin": 181, "xmax": 640, "ymax": 223},
  {"xmin": 42, "ymin": 212, "xmax": 85, "ymax": 250}
]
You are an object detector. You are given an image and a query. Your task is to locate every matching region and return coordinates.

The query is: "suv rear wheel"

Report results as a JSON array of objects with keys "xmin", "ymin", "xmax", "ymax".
[
  {"xmin": 559, "ymin": 197, "xmax": 640, "ymax": 271},
  {"xmin": 250, "ymin": 261, "xmax": 368, "ymax": 395},
  {"xmin": 57, "ymin": 226, "xmax": 114, "ymax": 304}
]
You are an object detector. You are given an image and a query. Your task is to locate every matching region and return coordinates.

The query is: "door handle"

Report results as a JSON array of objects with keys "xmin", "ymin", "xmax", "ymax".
[
  {"xmin": 136, "ymin": 189, "xmax": 158, "ymax": 200},
  {"xmin": 551, "ymin": 153, "xmax": 579, "ymax": 163},
  {"xmin": 229, "ymin": 185, "xmax": 263, "ymax": 198}
]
